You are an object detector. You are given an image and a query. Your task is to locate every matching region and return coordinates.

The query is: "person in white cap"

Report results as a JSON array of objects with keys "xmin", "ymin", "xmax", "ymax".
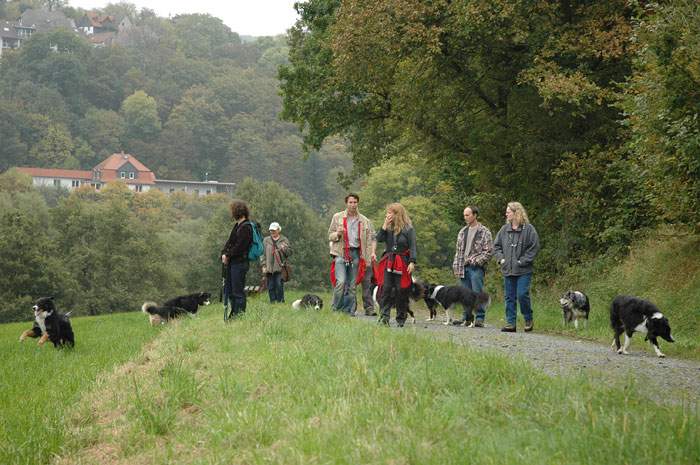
[{"xmin": 262, "ymin": 222, "xmax": 292, "ymax": 303}]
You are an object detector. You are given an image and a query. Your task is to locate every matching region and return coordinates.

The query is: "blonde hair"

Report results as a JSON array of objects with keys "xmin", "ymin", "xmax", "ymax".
[
  {"xmin": 507, "ymin": 201, "xmax": 529, "ymax": 225},
  {"xmin": 387, "ymin": 202, "xmax": 412, "ymax": 234}
]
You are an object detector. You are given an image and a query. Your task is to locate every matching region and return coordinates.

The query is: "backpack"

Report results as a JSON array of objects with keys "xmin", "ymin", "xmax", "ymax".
[{"xmin": 246, "ymin": 221, "xmax": 264, "ymax": 261}]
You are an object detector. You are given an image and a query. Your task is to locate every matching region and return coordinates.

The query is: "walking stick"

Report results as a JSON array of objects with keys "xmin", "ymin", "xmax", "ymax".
[{"xmin": 222, "ymin": 262, "xmax": 230, "ymax": 322}]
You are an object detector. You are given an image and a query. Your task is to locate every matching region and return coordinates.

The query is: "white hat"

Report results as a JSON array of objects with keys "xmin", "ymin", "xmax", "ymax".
[{"xmin": 268, "ymin": 222, "xmax": 281, "ymax": 231}]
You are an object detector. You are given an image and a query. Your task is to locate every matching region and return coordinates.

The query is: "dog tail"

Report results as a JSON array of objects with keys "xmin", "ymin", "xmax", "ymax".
[
  {"xmin": 477, "ymin": 292, "xmax": 491, "ymax": 309},
  {"xmin": 291, "ymin": 299, "xmax": 302, "ymax": 310},
  {"xmin": 142, "ymin": 302, "xmax": 158, "ymax": 314}
]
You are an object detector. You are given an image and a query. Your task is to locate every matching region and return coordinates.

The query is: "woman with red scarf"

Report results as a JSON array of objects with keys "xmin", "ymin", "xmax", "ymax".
[{"xmin": 376, "ymin": 203, "xmax": 417, "ymax": 327}]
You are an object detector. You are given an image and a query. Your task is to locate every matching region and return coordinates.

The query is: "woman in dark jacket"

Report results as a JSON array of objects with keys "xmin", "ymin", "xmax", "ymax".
[
  {"xmin": 221, "ymin": 200, "xmax": 253, "ymax": 319},
  {"xmin": 376, "ymin": 202, "xmax": 417, "ymax": 327},
  {"xmin": 493, "ymin": 201, "xmax": 540, "ymax": 333}
]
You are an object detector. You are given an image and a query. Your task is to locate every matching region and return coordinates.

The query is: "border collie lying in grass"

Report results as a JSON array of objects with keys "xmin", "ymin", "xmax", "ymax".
[
  {"xmin": 610, "ymin": 295, "xmax": 674, "ymax": 358},
  {"xmin": 292, "ymin": 294, "xmax": 324, "ymax": 310}
]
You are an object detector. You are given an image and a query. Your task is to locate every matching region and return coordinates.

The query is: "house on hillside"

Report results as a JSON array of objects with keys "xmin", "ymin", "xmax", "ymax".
[
  {"xmin": 78, "ymin": 12, "xmax": 132, "ymax": 47},
  {"xmin": 13, "ymin": 152, "xmax": 235, "ymax": 196},
  {"xmin": 20, "ymin": 9, "xmax": 76, "ymax": 33},
  {"xmin": 0, "ymin": 21, "xmax": 34, "ymax": 56}
]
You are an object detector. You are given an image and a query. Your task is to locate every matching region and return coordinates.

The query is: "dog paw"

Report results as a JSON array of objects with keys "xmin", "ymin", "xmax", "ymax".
[{"xmin": 657, "ymin": 353, "xmax": 666, "ymax": 358}]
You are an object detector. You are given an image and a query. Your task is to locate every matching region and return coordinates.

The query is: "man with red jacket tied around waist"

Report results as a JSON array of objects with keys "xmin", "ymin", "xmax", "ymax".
[
  {"xmin": 328, "ymin": 194, "xmax": 375, "ymax": 314},
  {"xmin": 376, "ymin": 203, "xmax": 417, "ymax": 327}
]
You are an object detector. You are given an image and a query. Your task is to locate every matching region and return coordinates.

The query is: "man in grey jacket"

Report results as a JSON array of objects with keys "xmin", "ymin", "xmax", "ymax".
[{"xmin": 493, "ymin": 202, "xmax": 540, "ymax": 332}]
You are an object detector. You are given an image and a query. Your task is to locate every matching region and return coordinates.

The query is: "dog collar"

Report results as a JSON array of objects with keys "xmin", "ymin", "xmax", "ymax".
[{"xmin": 430, "ymin": 286, "xmax": 444, "ymax": 300}]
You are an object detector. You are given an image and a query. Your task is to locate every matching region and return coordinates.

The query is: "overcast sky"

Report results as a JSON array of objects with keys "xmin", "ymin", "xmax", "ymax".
[{"xmin": 69, "ymin": 0, "xmax": 299, "ymax": 36}]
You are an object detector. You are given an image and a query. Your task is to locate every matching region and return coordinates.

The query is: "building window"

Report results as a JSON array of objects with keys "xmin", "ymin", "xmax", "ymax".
[
  {"xmin": 53, "ymin": 179, "xmax": 61, "ymax": 186},
  {"xmin": 120, "ymin": 171, "xmax": 126, "ymax": 179},
  {"xmin": 129, "ymin": 172, "xmax": 135, "ymax": 179},
  {"xmin": 71, "ymin": 180, "xmax": 80, "ymax": 187},
  {"xmin": 169, "ymin": 188, "xmax": 175, "ymax": 193},
  {"xmin": 135, "ymin": 185, "xmax": 143, "ymax": 192},
  {"xmin": 206, "ymin": 189, "xmax": 211, "ymax": 195}
]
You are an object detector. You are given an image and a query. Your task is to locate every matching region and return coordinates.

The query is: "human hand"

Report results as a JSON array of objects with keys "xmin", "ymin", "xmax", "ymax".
[
  {"xmin": 371, "ymin": 253, "xmax": 376, "ymax": 263},
  {"xmin": 407, "ymin": 262, "xmax": 415, "ymax": 274},
  {"xmin": 499, "ymin": 258, "xmax": 505, "ymax": 265},
  {"xmin": 383, "ymin": 211, "xmax": 394, "ymax": 228},
  {"xmin": 222, "ymin": 254, "xmax": 229, "ymax": 265}
]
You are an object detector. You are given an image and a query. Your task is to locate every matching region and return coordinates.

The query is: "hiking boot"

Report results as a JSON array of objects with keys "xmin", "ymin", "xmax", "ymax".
[
  {"xmin": 524, "ymin": 320, "xmax": 534, "ymax": 332},
  {"xmin": 501, "ymin": 324, "xmax": 516, "ymax": 332},
  {"xmin": 451, "ymin": 320, "xmax": 466, "ymax": 326},
  {"xmin": 473, "ymin": 319, "xmax": 484, "ymax": 328}
]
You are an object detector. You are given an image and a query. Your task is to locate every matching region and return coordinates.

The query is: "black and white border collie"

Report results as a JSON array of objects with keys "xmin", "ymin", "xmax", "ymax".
[
  {"xmin": 367, "ymin": 281, "xmax": 422, "ymax": 324},
  {"xmin": 292, "ymin": 294, "xmax": 324, "ymax": 310},
  {"xmin": 423, "ymin": 284, "xmax": 491, "ymax": 326},
  {"xmin": 610, "ymin": 295, "xmax": 674, "ymax": 358},
  {"xmin": 142, "ymin": 292, "xmax": 211, "ymax": 326},
  {"xmin": 19, "ymin": 297, "xmax": 74, "ymax": 348},
  {"xmin": 559, "ymin": 290, "xmax": 590, "ymax": 329}
]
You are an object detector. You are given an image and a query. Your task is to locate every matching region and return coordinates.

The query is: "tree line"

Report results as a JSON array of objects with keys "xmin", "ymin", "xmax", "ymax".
[
  {"xmin": 280, "ymin": 0, "xmax": 700, "ymax": 277},
  {"xmin": 0, "ymin": 170, "xmax": 331, "ymax": 323},
  {"xmin": 0, "ymin": 0, "xmax": 351, "ymax": 212}
]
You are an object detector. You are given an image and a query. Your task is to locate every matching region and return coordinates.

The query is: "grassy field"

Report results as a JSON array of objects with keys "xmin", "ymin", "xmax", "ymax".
[
  {"xmin": 27, "ymin": 297, "xmax": 693, "ymax": 465},
  {"xmin": 0, "ymin": 311, "xmax": 161, "ymax": 465},
  {"xmin": 2, "ymin": 228, "xmax": 699, "ymax": 464}
]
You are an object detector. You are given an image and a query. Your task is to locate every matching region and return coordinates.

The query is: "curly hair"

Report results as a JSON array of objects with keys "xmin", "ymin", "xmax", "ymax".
[
  {"xmin": 229, "ymin": 199, "xmax": 250, "ymax": 220},
  {"xmin": 507, "ymin": 201, "xmax": 529, "ymax": 225}
]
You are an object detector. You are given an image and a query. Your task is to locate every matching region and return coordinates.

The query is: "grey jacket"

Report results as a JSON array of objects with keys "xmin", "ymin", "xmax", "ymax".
[{"xmin": 493, "ymin": 223, "xmax": 540, "ymax": 276}]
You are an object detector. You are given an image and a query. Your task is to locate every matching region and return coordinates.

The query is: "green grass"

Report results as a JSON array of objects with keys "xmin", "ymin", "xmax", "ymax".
[
  {"xmin": 528, "ymin": 232, "xmax": 700, "ymax": 359},
  {"xmin": 0, "ymin": 311, "xmax": 161, "ymax": 465},
  {"xmin": 56, "ymin": 300, "xmax": 698, "ymax": 465}
]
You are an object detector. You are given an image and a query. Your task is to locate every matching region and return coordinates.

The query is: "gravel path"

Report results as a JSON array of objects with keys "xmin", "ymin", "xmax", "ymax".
[{"xmin": 355, "ymin": 315, "xmax": 700, "ymax": 407}]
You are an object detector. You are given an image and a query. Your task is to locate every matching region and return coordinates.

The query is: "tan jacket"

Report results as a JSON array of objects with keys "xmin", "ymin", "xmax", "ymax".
[
  {"xmin": 328, "ymin": 210, "xmax": 375, "ymax": 262},
  {"xmin": 262, "ymin": 235, "xmax": 291, "ymax": 273}
]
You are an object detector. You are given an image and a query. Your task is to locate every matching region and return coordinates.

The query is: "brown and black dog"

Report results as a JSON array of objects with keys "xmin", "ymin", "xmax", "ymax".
[{"xmin": 19, "ymin": 297, "xmax": 74, "ymax": 348}]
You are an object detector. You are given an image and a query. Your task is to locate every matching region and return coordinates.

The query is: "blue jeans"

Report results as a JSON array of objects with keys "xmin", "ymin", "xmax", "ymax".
[
  {"xmin": 460, "ymin": 265, "xmax": 486, "ymax": 321},
  {"xmin": 224, "ymin": 261, "xmax": 249, "ymax": 317},
  {"xmin": 332, "ymin": 248, "xmax": 360, "ymax": 314},
  {"xmin": 267, "ymin": 272, "xmax": 284, "ymax": 303},
  {"xmin": 504, "ymin": 273, "xmax": 533, "ymax": 326}
]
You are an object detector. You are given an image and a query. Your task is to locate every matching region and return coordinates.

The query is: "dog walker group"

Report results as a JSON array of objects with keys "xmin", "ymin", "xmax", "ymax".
[{"xmin": 19, "ymin": 197, "xmax": 675, "ymax": 358}]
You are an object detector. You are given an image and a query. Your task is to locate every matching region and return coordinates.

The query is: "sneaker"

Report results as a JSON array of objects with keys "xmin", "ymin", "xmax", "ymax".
[
  {"xmin": 473, "ymin": 319, "xmax": 484, "ymax": 328},
  {"xmin": 501, "ymin": 324, "xmax": 516, "ymax": 332},
  {"xmin": 524, "ymin": 320, "xmax": 534, "ymax": 332},
  {"xmin": 451, "ymin": 320, "xmax": 465, "ymax": 326}
]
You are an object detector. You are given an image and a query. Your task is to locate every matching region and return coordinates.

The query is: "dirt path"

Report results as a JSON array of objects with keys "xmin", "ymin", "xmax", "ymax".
[{"xmin": 356, "ymin": 315, "xmax": 700, "ymax": 406}]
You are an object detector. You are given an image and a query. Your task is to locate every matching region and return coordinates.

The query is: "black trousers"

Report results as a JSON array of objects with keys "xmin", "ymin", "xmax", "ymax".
[{"xmin": 379, "ymin": 271, "xmax": 410, "ymax": 326}]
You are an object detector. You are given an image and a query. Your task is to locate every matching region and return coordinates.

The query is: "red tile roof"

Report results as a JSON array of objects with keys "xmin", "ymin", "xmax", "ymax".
[
  {"xmin": 94, "ymin": 153, "xmax": 156, "ymax": 184},
  {"xmin": 15, "ymin": 167, "xmax": 93, "ymax": 179}
]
